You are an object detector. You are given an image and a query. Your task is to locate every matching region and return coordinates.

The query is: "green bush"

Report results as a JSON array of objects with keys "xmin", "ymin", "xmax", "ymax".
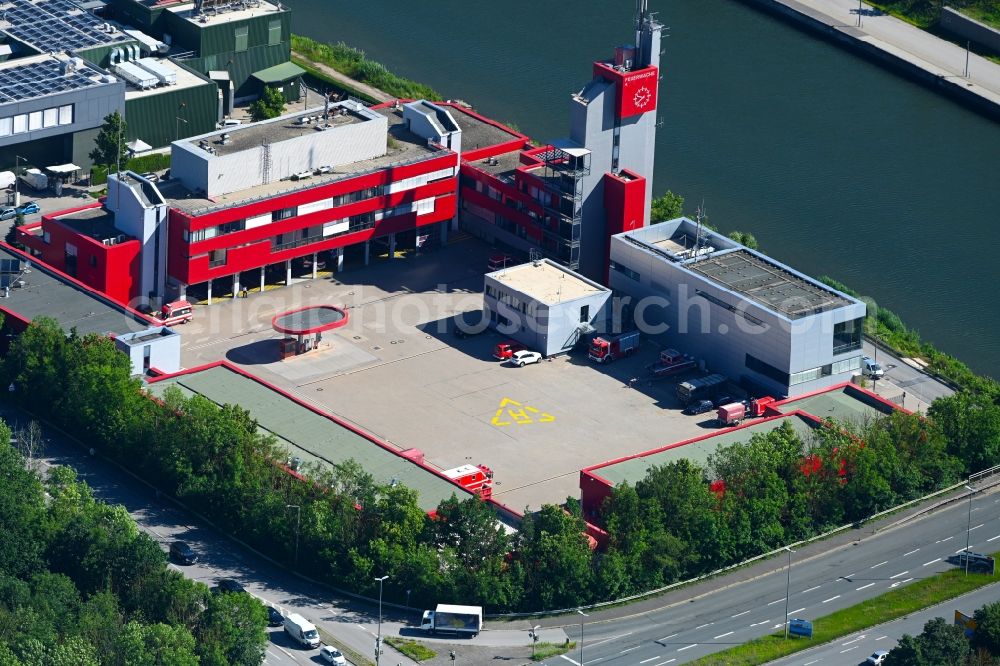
[{"xmin": 90, "ymin": 153, "xmax": 171, "ymax": 185}]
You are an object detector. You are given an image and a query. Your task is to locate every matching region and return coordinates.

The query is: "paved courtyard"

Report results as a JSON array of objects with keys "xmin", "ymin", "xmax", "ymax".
[{"xmin": 178, "ymin": 238, "xmax": 718, "ymax": 510}]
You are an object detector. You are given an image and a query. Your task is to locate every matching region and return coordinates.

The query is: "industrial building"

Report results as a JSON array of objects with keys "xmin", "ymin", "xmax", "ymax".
[
  {"xmin": 114, "ymin": 326, "xmax": 182, "ymax": 375},
  {"xmin": 483, "ymin": 258, "xmax": 611, "ymax": 357},
  {"xmin": 1, "ymin": 0, "xmax": 299, "ymax": 172},
  {"xmin": 608, "ymin": 217, "xmax": 868, "ymax": 398},
  {"xmin": 19, "ymin": 99, "xmax": 505, "ymax": 306},
  {"xmin": 459, "ymin": 0, "xmax": 662, "ymax": 280},
  {"xmin": 579, "ymin": 383, "xmax": 902, "ymax": 519}
]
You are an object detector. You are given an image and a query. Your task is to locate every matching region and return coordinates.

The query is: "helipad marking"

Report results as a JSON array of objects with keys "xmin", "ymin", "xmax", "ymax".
[{"xmin": 490, "ymin": 398, "xmax": 555, "ymax": 426}]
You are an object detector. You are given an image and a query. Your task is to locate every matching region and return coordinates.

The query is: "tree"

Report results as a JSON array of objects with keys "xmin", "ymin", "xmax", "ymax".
[
  {"xmin": 195, "ymin": 592, "xmax": 268, "ymax": 666},
  {"xmin": 249, "ymin": 87, "xmax": 286, "ymax": 121},
  {"xmin": 728, "ymin": 230, "xmax": 759, "ymax": 249},
  {"xmin": 89, "ymin": 111, "xmax": 128, "ymax": 172},
  {"xmin": 973, "ymin": 601, "xmax": 1000, "ymax": 656},
  {"xmin": 929, "ymin": 391, "xmax": 1000, "ymax": 475},
  {"xmin": 650, "ymin": 190, "xmax": 684, "ymax": 223},
  {"xmin": 886, "ymin": 617, "xmax": 970, "ymax": 665}
]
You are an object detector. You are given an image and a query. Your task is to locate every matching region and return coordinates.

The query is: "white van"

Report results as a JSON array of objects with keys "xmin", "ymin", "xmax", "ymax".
[
  {"xmin": 862, "ymin": 356, "xmax": 884, "ymax": 380},
  {"xmin": 283, "ymin": 613, "xmax": 320, "ymax": 648}
]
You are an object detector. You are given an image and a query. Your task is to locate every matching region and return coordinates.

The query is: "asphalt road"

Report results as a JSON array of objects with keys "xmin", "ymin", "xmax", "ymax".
[
  {"xmin": 541, "ymin": 489, "xmax": 1000, "ymax": 666},
  {"xmin": 862, "ymin": 339, "xmax": 953, "ymax": 410},
  {"xmin": 766, "ymin": 582, "xmax": 1000, "ymax": 666}
]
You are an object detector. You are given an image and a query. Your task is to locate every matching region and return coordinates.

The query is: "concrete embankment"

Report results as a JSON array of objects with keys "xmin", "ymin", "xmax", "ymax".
[{"xmin": 737, "ymin": 0, "xmax": 1000, "ymax": 120}]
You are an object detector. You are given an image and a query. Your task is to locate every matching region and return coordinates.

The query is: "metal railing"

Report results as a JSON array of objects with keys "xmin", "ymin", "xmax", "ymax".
[{"xmin": 273, "ymin": 235, "xmax": 324, "ymax": 252}]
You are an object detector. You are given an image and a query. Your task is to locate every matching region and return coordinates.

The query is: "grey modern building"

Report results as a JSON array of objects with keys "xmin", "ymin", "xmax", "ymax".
[
  {"xmin": 484, "ymin": 258, "xmax": 611, "ymax": 357},
  {"xmin": 609, "ymin": 218, "xmax": 867, "ymax": 397}
]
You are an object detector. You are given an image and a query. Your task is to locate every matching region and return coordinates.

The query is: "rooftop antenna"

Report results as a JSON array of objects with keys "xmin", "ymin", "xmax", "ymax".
[{"xmin": 694, "ymin": 201, "xmax": 707, "ymax": 260}]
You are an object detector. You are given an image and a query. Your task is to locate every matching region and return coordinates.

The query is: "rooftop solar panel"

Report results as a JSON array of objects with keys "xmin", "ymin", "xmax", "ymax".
[
  {"xmin": 0, "ymin": 0, "xmax": 132, "ymax": 53},
  {"xmin": 0, "ymin": 59, "xmax": 107, "ymax": 103}
]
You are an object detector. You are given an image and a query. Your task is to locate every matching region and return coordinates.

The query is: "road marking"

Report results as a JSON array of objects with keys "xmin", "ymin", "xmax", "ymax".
[
  {"xmin": 676, "ymin": 644, "xmax": 697, "ymax": 652},
  {"xmin": 936, "ymin": 536, "xmax": 954, "ymax": 543},
  {"xmin": 560, "ymin": 655, "xmax": 580, "ymax": 666},
  {"xmin": 651, "ymin": 661, "xmax": 675, "ymax": 666},
  {"xmin": 657, "ymin": 633, "xmax": 678, "ymax": 642},
  {"xmin": 876, "ymin": 636, "xmax": 887, "ymax": 640},
  {"xmin": 871, "ymin": 561, "xmax": 888, "ymax": 569},
  {"xmin": 802, "ymin": 585, "xmax": 821, "ymax": 593},
  {"xmin": 973, "ymin": 507, "xmax": 983, "ymax": 512},
  {"xmin": 988, "ymin": 535, "xmax": 1000, "ymax": 542},
  {"xmin": 971, "ymin": 523, "xmax": 984, "ymax": 531},
  {"xmin": 957, "ymin": 547, "xmax": 971, "ymax": 554},
  {"xmin": 822, "ymin": 595, "xmax": 841, "ymax": 603},
  {"xmin": 694, "ymin": 623, "xmax": 713, "ymax": 630},
  {"xmin": 749, "ymin": 620, "xmax": 770, "ymax": 627},
  {"xmin": 790, "ymin": 608, "xmax": 806, "ymax": 615},
  {"xmin": 842, "ymin": 636, "xmax": 865, "ymax": 645},
  {"xmin": 639, "ymin": 656, "xmax": 660, "ymax": 663},
  {"xmin": 731, "ymin": 610, "xmax": 751, "ymax": 618},
  {"xmin": 619, "ymin": 647, "xmax": 641, "ymax": 654},
  {"xmin": 890, "ymin": 578, "xmax": 914, "ymax": 588},
  {"xmin": 840, "ymin": 646, "xmax": 859, "ymax": 653},
  {"xmin": 713, "ymin": 631, "xmax": 734, "ymax": 640},
  {"xmin": 903, "ymin": 548, "xmax": 920, "ymax": 556},
  {"xmin": 889, "ymin": 571, "xmax": 909, "ymax": 579},
  {"xmin": 804, "ymin": 660, "xmax": 820, "ymax": 665},
  {"xmin": 490, "ymin": 398, "xmax": 555, "ymax": 427},
  {"xmin": 856, "ymin": 583, "xmax": 876, "ymax": 591},
  {"xmin": 923, "ymin": 558, "xmax": 942, "ymax": 566},
  {"xmin": 767, "ymin": 598, "xmax": 784, "ymax": 605}
]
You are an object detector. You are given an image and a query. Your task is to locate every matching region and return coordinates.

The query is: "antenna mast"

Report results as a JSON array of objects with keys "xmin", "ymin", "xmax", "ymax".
[{"xmin": 694, "ymin": 202, "xmax": 707, "ymax": 261}]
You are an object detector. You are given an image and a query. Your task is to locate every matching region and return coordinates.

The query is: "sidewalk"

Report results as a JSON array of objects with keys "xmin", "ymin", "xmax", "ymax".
[
  {"xmin": 761, "ymin": 0, "xmax": 1000, "ymax": 112},
  {"xmin": 292, "ymin": 52, "xmax": 394, "ymax": 103}
]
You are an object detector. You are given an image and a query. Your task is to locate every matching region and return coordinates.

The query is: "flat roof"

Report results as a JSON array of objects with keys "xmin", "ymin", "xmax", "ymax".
[
  {"xmin": 165, "ymin": 106, "xmax": 446, "ymax": 214},
  {"xmin": 469, "ymin": 149, "xmax": 525, "ymax": 181},
  {"xmin": 147, "ymin": 364, "xmax": 473, "ymax": 511},
  {"xmin": 589, "ymin": 414, "xmax": 821, "ymax": 486},
  {"xmin": 0, "ymin": 54, "xmax": 112, "ymax": 104},
  {"xmin": 687, "ymin": 249, "xmax": 853, "ymax": 319},
  {"xmin": 0, "ymin": 0, "xmax": 133, "ymax": 53},
  {"xmin": 775, "ymin": 385, "xmax": 898, "ymax": 426},
  {"xmin": 487, "ymin": 258, "xmax": 608, "ymax": 306},
  {"xmin": 167, "ymin": 0, "xmax": 284, "ymax": 27},
  {"xmin": 53, "ymin": 206, "xmax": 129, "ymax": 243},
  {"xmin": 0, "ymin": 244, "xmax": 148, "ymax": 336},
  {"xmin": 445, "ymin": 104, "xmax": 523, "ymax": 152},
  {"xmin": 124, "ymin": 57, "xmax": 213, "ymax": 100},
  {"xmin": 184, "ymin": 105, "xmax": 369, "ymax": 158}
]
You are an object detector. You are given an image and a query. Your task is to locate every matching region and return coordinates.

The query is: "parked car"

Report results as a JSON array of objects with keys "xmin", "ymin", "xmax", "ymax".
[
  {"xmin": 865, "ymin": 651, "xmax": 888, "ymax": 665},
  {"xmin": 320, "ymin": 646, "xmax": 348, "ymax": 665},
  {"xmin": 267, "ymin": 606, "xmax": 284, "ymax": 627},
  {"xmin": 168, "ymin": 541, "xmax": 197, "ymax": 565},
  {"xmin": 0, "ymin": 201, "xmax": 40, "ymax": 220},
  {"xmin": 212, "ymin": 579, "xmax": 246, "ymax": 594},
  {"xmin": 712, "ymin": 394, "xmax": 737, "ymax": 408},
  {"xmin": 683, "ymin": 399, "xmax": 715, "ymax": 416},
  {"xmin": 509, "ymin": 350, "xmax": 542, "ymax": 367},
  {"xmin": 487, "ymin": 254, "xmax": 511, "ymax": 271},
  {"xmin": 493, "ymin": 341, "xmax": 526, "ymax": 360},
  {"xmin": 862, "ymin": 356, "xmax": 884, "ymax": 380}
]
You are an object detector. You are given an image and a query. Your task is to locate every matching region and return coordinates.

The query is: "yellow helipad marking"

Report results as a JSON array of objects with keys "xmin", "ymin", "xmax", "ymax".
[{"xmin": 490, "ymin": 398, "xmax": 555, "ymax": 427}]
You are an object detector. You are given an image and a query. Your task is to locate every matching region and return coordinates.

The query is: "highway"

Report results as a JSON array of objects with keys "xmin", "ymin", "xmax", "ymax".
[
  {"xmin": 541, "ymin": 489, "xmax": 1000, "ymax": 666},
  {"xmin": 767, "ymin": 582, "xmax": 1000, "ymax": 666}
]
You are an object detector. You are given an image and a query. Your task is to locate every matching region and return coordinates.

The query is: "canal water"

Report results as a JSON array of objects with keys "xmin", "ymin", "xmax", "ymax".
[{"xmin": 288, "ymin": 0, "xmax": 1000, "ymax": 379}]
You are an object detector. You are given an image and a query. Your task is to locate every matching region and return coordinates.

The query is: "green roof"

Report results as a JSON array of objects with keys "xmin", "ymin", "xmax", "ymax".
[
  {"xmin": 591, "ymin": 414, "xmax": 821, "ymax": 486},
  {"xmin": 779, "ymin": 386, "xmax": 896, "ymax": 426},
  {"xmin": 251, "ymin": 61, "xmax": 305, "ymax": 84},
  {"xmin": 148, "ymin": 364, "xmax": 468, "ymax": 511}
]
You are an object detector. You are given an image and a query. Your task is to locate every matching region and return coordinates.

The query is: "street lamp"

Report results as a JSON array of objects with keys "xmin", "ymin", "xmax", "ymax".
[
  {"xmin": 577, "ymin": 609, "xmax": 588, "ymax": 666},
  {"xmin": 175, "ymin": 115, "xmax": 188, "ymax": 142},
  {"xmin": 783, "ymin": 547, "xmax": 795, "ymax": 639},
  {"xmin": 13, "ymin": 155, "xmax": 27, "ymax": 207},
  {"xmin": 529, "ymin": 625, "xmax": 541, "ymax": 658},
  {"xmin": 285, "ymin": 504, "xmax": 300, "ymax": 565},
  {"xmin": 375, "ymin": 574, "xmax": 388, "ymax": 666},
  {"xmin": 964, "ymin": 484, "xmax": 977, "ymax": 575}
]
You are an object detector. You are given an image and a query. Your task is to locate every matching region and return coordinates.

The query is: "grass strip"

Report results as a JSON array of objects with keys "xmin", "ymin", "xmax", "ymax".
[
  {"xmin": 291, "ymin": 57, "xmax": 380, "ymax": 104},
  {"xmin": 532, "ymin": 641, "xmax": 577, "ymax": 661},
  {"xmin": 384, "ymin": 637, "xmax": 436, "ymax": 661},
  {"xmin": 317, "ymin": 626, "xmax": 374, "ymax": 666},
  {"xmin": 689, "ymin": 556, "xmax": 998, "ymax": 665}
]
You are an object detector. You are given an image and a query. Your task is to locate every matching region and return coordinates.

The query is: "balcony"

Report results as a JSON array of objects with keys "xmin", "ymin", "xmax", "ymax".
[{"xmin": 273, "ymin": 235, "xmax": 325, "ymax": 252}]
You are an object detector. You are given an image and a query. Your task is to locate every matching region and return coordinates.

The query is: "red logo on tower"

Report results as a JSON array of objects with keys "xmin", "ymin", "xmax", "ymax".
[{"xmin": 618, "ymin": 66, "xmax": 658, "ymax": 119}]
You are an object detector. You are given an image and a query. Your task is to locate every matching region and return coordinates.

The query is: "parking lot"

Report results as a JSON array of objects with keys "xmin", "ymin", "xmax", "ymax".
[{"xmin": 178, "ymin": 237, "xmax": 718, "ymax": 510}]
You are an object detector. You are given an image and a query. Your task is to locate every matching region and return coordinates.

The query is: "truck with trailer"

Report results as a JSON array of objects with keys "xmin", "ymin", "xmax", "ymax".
[
  {"xmin": 716, "ymin": 396, "xmax": 777, "ymax": 427},
  {"xmin": 420, "ymin": 604, "xmax": 483, "ymax": 636},
  {"xmin": 676, "ymin": 373, "xmax": 727, "ymax": 405},
  {"xmin": 588, "ymin": 331, "xmax": 640, "ymax": 364}
]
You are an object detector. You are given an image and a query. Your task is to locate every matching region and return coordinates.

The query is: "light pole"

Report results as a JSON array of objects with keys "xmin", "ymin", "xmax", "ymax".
[
  {"xmin": 375, "ymin": 574, "xmax": 388, "ymax": 666},
  {"xmin": 13, "ymin": 154, "xmax": 27, "ymax": 207},
  {"xmin": 406, "ymin": 588, "xmax": 412, "ymax": 624},
  {"xmin": 285, "ymin": 504, "xmax": 300, "ymax": 565},
  {"xmin": 529, "ymin": 625, "xmax": 541, "ymax": 658},
  {"xmin": 577, "ymin": 609, "xmax": 588, "ymax": 666},
  {"xmin": 175, "ymin": 116, "xmax": 188, "ymax": 142},
  {"xmin": 783, "ymin": 547, "xmax": 794, "ymax": 639},
  {"xmin": 965, "ymin": 484, "xmax": 977, "ymax": 575}
]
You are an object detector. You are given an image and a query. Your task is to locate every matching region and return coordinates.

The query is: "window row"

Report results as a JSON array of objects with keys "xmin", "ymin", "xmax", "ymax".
[
  {"xmin": 610, "ymin": 261, "xmax": 640, "ymax": 281},
  {"xmin": 484, "ymin": 285, "xmax": 534, "ymax": 315},
  {"xmin": 0, "ymin": 104, "xmax": 73, "ymax": 137}
]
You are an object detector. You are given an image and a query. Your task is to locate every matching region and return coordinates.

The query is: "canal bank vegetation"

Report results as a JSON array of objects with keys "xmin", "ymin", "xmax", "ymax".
[
  {"xmin": 3, "ymin": 316, "xmax": 999, "ymax": 617},
  {"xmin": 867, "ymin": 0, "xmax": 1000, "ymax": 30},
  {"xmin": 819, "ymin": 276, "xmax": 999, "ymax": 396},
  {"xmin": 291, "ymin": 35, "xmax": 441, "ymax": 101},
  {"xmin": 687, "ymin": 558, "xmax": 1000, "ymax": 666}
]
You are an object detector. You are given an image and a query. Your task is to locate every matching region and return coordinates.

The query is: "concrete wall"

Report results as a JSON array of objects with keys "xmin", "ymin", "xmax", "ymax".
[
  {"xmin": 106, "ymin": 173, "xmax": 170, "ymax": 303},
  {"xmin": 570, "ymin": 78, "xmax": 615, "ymax": 279},
  {"xmin": 609, "ymin": 224, "xmax": 866, "ymax": 397},
  {"xmin": 114, "ymin": 326, "xmax": 181, "ymax": 375},
  {"xmin": 941, "ymin": 7, "xmax": 1000, "ymax": 53}
]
